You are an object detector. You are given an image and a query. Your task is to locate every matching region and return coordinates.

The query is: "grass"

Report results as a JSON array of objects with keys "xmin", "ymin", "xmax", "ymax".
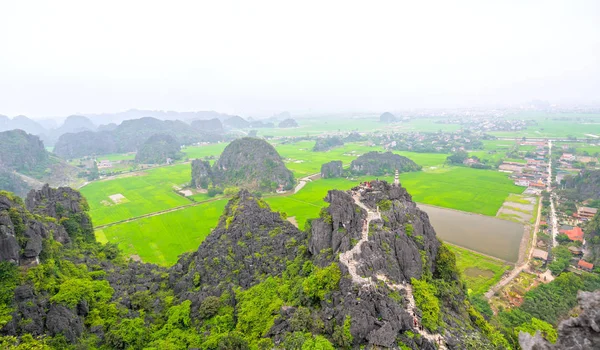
[
  {"xmin": 96, "ymin": 200, "xmax": 228, "ymax": 266},
  {"xmin": 447, "ymin": 244, "xmax": 511, "ymax": 296},
  {"xmin": 506, "ymin": 194, "xmax": 533, "ymax": 205},
  {"xmin": 275, "ymin": 140, "xmax": 449, "ymax": 177},
  {"xmin": 400, "ymin": 167, "xmax": 523, "ymax": 216},
  {"xmin": 81, "ymin": 164, "xmax": 194, "ymax": 226},
  {"xmin": 267, "ymin": 165, "xmax": 523, "ymax": 230},
  {"xmin": 181, "ymin": 143, "xmax": 229, "ymax": 159}
]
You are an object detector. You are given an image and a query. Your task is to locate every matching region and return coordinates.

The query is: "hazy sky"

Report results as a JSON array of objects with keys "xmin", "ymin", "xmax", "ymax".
[{"xmin": 1, "ymin": 0, "xmax": 599, "ymax": 118}]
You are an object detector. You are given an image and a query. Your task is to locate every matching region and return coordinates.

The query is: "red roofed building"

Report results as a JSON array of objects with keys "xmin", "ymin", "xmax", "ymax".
[
  {"xmin": 559, "ymin": 227, "xmax": 584, "ymax": 242},
  {"xmin": 577, "ymin": 260, "xmax": 594, "ymax": 272}
]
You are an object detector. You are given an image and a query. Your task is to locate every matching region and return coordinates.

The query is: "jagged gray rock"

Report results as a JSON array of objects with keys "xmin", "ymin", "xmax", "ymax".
[
  {"xmin": 519, "ymin": 290, "xmax": 600, "ymax": 350},
  {"xmin": 191, "ymin": 137, "xmax": 295, "ymax": 192},
  {"xmin": 350, "ymin": 151, "xmax": 421, "ymax": 176},
  {"xmin": 320, "ymin": 160, "xmax": 343, "ymax": 179},
  {"xmin": 190, "ymin": 159, "xmax": 213, "ymax": 189},
  {"xmin": 46, "ymin": 304, "xmax": 84, "ymax": 342}
]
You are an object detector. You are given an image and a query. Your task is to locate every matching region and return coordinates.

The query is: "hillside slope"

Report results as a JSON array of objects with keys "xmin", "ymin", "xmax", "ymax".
[
  {"xmin": 0, "ymin": 181, "xmax": 508, "ymax": 349},
  {"xmin": 192, "ymin": 137, "xmax": 295, "ymax": 192}
]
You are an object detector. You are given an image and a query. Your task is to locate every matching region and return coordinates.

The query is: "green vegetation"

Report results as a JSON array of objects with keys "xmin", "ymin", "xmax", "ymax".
[
  {"xmin": 97, "ymin": 200, "xmax": 227, "ymax": 265},
  {"xmin": 410, "ymin": 278, "xmax": 441, "ymax": 331},
  {"xmin": 495, "ymin": 272, "xmax": 600, "ymax": 345},
  {"xmin": 82, "ymin": 164, "xmax": 194, "ymax": 226},
  {"xmin": 447, "ymin": 245, "xmax": 511, "ymax": 296}
]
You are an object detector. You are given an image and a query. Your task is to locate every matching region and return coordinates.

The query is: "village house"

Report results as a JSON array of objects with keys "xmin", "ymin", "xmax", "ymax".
[
  {"xmin": 97, "ymin": 160, "xmax": 113, "ymax": 168},
  {"xmin": 577, "ymin": 260, "xmax": 594, "ymax": 272},
  {"xmin": 559, "ymin": 226, "xmax": 584, "ymax": 242},
  {"xmin": 576, "ymin": 206, "xmax": 598, "ymax": 219},
  {"xmin": 499, "ymin": 163, "xmax": 524, "ymax": 173},
  {"xmin": 515, "ymin": 179, "xmax": 529, "ymax": 187},
  {"xmin": 568, "ymin": 246, "xmax": 583, "ymax": 256},
  {"xmin": 463, "ymin": 158, "xmax": 479, "ymax": 166},
  {"xmin": 529, "ymin": 181, "xmax": 546, "ymax": 190},
  {"xmin": 560, "ymin": 153, "xmax": 576, "ymax": 162},
  {"xmin": 532, "ymin": 248, "xmax": 549, "ymax": 262}
]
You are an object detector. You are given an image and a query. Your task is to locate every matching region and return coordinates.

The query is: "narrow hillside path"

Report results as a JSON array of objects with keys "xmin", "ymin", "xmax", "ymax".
[
  {"xmin": 338, "ymin": 190, "xmax": 446, "ymax": 349},
  {"xmin": 294, "ymin": 172, "xmax": 321, "ymax": 193}
]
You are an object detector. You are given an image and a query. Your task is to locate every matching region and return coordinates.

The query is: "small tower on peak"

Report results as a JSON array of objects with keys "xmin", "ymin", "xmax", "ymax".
[{"xmin": 394, "ymin": 169, "xmax": 399, "ymax": 185}]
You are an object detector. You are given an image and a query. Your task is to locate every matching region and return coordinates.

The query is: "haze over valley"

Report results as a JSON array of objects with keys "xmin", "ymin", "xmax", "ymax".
[{"xmin": 1, "ymin": 1, "xmax": 600, "ymax": 349}]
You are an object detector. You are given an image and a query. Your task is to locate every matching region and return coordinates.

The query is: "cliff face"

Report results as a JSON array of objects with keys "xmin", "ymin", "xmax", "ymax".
[
  {"xmin": 320, "ymin": 160, "xmax": 343, "ymax": 178},
  {"xmin": 134, "ymin": 133, "xmax": 184, "ymax": 164},
  {"xmin": 207, "ymin": 137, "xmax": 295, "ymax": 192},
  {"xmin": 519, "ymin": 290, "xmax": 600, "ymax": 350},
  {"xmin": 0, "ymin": 130, "xmax": 49, "ymax": 173},
  {"xmin": 350, "ymin": 151, "xmax": 422, "ymax": 176},
  {"xmin": 0, "ymin": 183, "xmax": 93, "ymax": 266},
  {"xmin": 25, "ymin": 184, "xmax": 94, "ymax": 242},
  {"xmin": 169, "ymin": 190, "xmax": 307, "ymax": 303},
  {"xmin": 190, "ymin": 159, "xmax": 213, "ymax": 189}
]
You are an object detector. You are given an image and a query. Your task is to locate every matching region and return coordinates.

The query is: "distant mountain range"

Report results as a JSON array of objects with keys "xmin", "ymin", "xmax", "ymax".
[{"xmin": 0, "ymin": 109, "xmax": 293, "ymax": 147}]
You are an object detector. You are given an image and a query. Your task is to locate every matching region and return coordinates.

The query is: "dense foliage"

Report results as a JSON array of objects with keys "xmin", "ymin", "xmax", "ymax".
[
  {"xmin": 197, "ymin": 137, "xmax": 295, "ymax": 192},
  {"xmin": 349, "ymin": 151, "xmax": 422, "ymax": 176},
  {"xmin": 134, "ymin": 134, "xmax": 184, "ymax": 164},
  {"xmin": 312, "ymin": 137, "xmax": 344, "ymax": 152},
  {"xmin": 494, "ymin": 272, "xmax": 600, "ymax": 345}
]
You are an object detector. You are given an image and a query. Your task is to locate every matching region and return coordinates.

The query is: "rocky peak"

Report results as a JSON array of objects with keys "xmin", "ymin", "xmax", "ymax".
[
  {"xmin": 350, "ymin": 151, "xmax": 422, "ymax": 176},
  {"xmin": 193, "ymin": 137, "xmax": 295, "ymax": 192},
  {"xmin": 169, "ymin": 190, "xmax": 307, "ymax": 310},
  {"xmin": 320, "ymin": 160, "xmax": 343, "ymax": 178},
  {"xmin": 0, "ymin": 190, "xmax": 69, "ymax": 266},
  {"xmin": 310, "ymin": 180, "xmax": 439, "ymax": 284}
]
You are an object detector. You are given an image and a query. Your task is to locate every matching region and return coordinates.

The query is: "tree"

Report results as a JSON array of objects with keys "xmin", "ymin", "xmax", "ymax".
[
  {"xmin": 515, "ymin": 317, "xmax": 558, "ymax": 343},
  {"xmin": 446, "ymin": 150, "xmax": 469, "ymax": 164},
  {"xmin": 556, "ymin": 233, "xmax": 571, "ymax": 244}
]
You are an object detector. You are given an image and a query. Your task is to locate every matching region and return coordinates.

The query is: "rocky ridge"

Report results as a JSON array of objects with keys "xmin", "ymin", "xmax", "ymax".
[{"xmin": 0, "ymin": 181, "xmax": 504, "ymax": 349}]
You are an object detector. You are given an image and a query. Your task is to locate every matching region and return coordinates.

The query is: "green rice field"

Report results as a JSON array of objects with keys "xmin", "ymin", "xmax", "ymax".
[
  {"xmin": 82, "ymin": 164, "xmax": 194, "ymax": 226},
  {"xmin": 266, "ymin": 165, "xmax": 523, "ymax": 229},
  {"xmin": 96, "ymin": 200, "xmax": 228, "ymax": 266},
  {"xmin": 182, "ymin": 143, "xmax": 229, "ymax": 159}
]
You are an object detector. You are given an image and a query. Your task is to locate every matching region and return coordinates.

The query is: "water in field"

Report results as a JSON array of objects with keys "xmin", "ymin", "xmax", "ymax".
[{"xmin": 418, "ymin": 204, "xmax": 523, "ymax": 262}]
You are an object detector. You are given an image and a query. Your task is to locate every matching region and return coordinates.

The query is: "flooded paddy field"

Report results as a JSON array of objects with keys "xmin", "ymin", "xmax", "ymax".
[{"xmin": 419, "ymin": 204, "xmax": 523, "ymax": 262}]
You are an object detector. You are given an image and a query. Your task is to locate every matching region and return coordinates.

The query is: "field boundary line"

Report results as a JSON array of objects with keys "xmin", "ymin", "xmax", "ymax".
[{"xmin": 93, "ymin": 197, "xmax": 222, "ymax": 229}]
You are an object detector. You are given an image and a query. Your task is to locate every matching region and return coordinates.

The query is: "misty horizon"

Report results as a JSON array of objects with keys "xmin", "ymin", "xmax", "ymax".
[{"xmin": 1, "ymin": 1, "xmax": 599, "ymax": 118}]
